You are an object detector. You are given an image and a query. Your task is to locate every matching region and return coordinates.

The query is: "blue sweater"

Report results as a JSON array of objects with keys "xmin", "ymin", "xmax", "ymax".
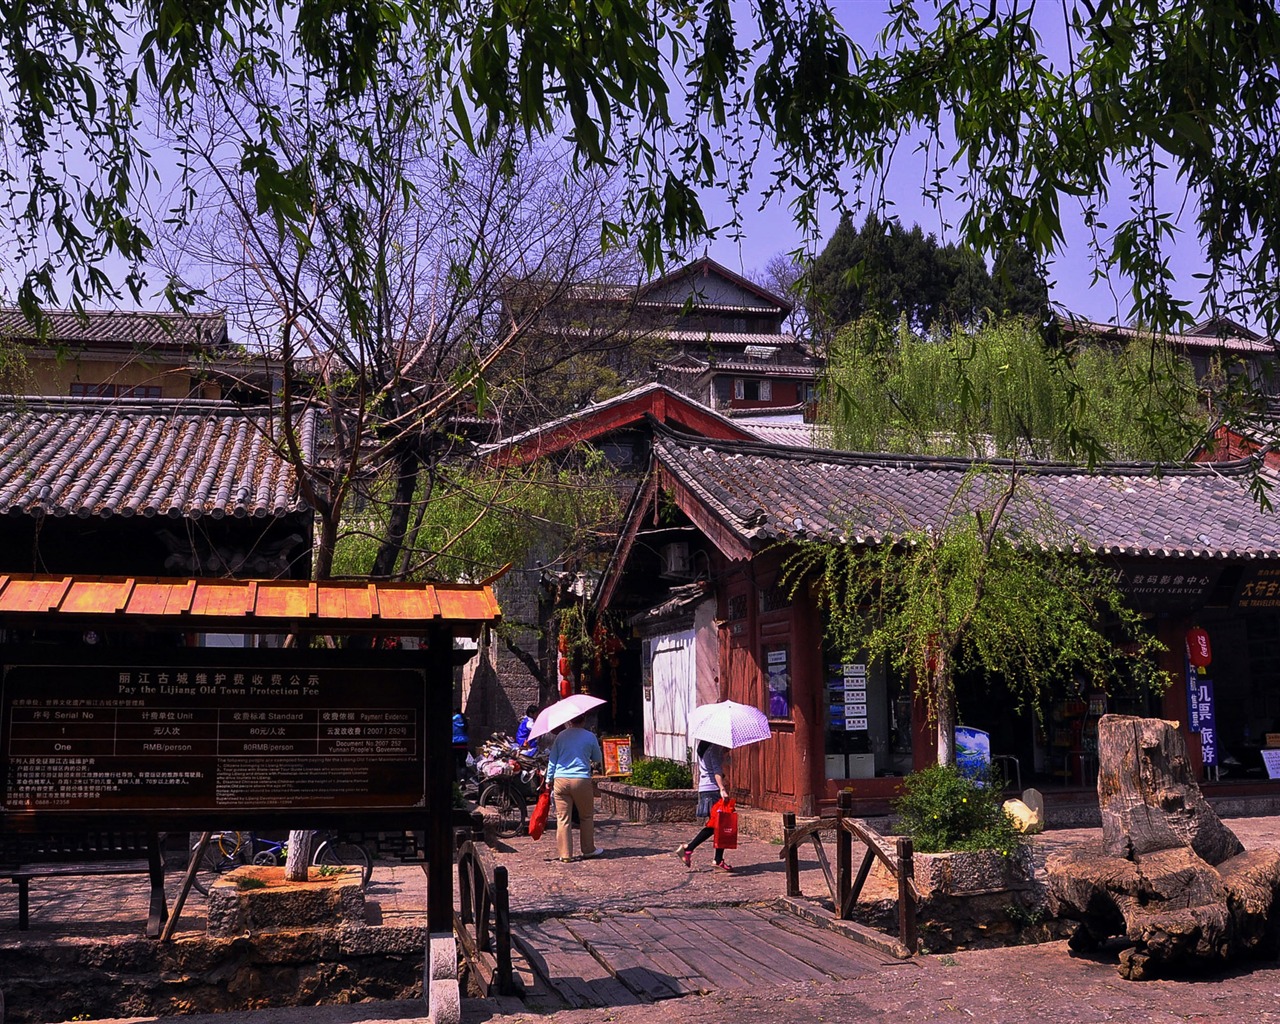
[{"xmin": 546, "ymin": 726, "xmax": 601, "ymax": 783}]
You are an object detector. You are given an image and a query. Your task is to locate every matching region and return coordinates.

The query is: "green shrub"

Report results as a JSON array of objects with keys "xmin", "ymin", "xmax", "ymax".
[
  {"xmin": 627, "ymin": 757, "xmax": 693, "ymax": 790},
  {"xmin": 892, "ymin": 763, "xmax": 1024, "ymax": 856}
]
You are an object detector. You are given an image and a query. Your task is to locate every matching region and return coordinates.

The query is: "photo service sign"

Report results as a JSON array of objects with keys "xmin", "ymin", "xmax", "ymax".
[
  {"xmin": 1117, "ymin": 563, "xmax": 1220, "ymax": 611},
  {"xmin": 1, "ymin": 660, "xmax": 428, "ymax": 814}
]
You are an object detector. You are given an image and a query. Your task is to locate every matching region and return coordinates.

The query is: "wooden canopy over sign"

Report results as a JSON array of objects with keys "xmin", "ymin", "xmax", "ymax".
[{"xmin": 0, "ymin": 574, "xmax": 501, "ymax": 635}]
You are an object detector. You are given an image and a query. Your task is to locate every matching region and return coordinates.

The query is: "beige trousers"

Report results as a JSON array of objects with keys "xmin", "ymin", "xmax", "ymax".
[{"xmin": 552, "ymin": 777, "xmax": 596, "ymax": 860}]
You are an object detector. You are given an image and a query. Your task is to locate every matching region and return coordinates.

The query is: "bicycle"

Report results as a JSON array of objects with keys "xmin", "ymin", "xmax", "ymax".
[
  {"xmin": 477, "ymin": 752, "xmax": 546, "ymax": 839},
  {"xmin": 246, "ymin": 830, "xmax": 374, "ymax": 888},
  {"xmin": 189, "ymin": 831, "xmax": 254, "ymax": 896}
]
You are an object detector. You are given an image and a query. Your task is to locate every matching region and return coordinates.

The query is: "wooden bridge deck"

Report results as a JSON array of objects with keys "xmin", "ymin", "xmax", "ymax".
[{"xmin": 509, "ymin": 904, "xmax": 908, "ymax": 1010}]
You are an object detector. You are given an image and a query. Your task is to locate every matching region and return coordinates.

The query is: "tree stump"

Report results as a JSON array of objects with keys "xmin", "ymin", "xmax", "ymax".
[
  {"xmin": 1046, "ymin": 715, "xmax": 1280, "ymax": 979},
  {"xmin": 1097, "ymin": 715, "xmax": 1243, "ymax": 865}
]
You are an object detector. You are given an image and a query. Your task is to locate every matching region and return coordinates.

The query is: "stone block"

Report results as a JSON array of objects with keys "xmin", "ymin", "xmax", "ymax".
[
  {"xmin": 206, "ymin": 866, "xmax": 366, "ymax": 937},
  {"xmin": 595, "ymin": 780, "xmax": 697, "ymax": 822},
  {"xmin": 912, "ymin": 845, "xmax": 1034, "ymax": 896}
]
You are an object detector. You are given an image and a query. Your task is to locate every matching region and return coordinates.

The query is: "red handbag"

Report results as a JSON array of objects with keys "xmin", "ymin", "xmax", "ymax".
[
  {"xmin": 710, "ymin": 798, "xmax": 738, "ymax": 850},
  {"xmin": 528, "ymin": 789, "xmax": 551, "ymax": 840}
]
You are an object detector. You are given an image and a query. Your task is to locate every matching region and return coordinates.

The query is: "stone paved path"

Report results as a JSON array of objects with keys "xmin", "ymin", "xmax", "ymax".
[{"xmin": 14, "ymin": 812, "xmax": 1280, "ymax": 1023}]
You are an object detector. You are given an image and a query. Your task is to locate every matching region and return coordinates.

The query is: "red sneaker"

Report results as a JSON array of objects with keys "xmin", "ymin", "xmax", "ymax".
[
  {"xmin": 715, "ymin": 861, "xmax": 733, "ymax": 872},
  {"xmin": 678, "ymin": 847, "xmax": 692, "ymax": 868}
]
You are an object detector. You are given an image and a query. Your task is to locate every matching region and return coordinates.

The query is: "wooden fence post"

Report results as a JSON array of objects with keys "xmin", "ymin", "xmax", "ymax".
[
  {"xmin": 494, "ymin": 865, "xmax": 513, "ymax": 995},
  {"xmin": 457, "ymin": 848, "xmax": 473, "ymax": 927},
  {"xmin": 836, "ymin": 790, "xmax": 852, "ymax": 919},
  {"xmin": 782, "ymin": 812, "xmax": 800, "ymax": 897},
  {"xmin": 896, "ymin": 836, "xmax": 917, "ymax": 953}
]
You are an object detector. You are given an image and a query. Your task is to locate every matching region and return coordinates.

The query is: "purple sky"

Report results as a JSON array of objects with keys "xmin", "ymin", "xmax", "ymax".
[{"xmin": 697, "ymin": 2, "xmax": 1220, "ymax": 331}]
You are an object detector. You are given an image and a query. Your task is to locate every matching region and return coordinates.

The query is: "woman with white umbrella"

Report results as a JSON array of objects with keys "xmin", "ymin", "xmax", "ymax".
[
  {"xmin": 676, "ymin": 700, "xmax": 772, "ymax": 873},
  {"xmin": 529, "ymin": 694, "xmax": 606, "ymax": 863}
]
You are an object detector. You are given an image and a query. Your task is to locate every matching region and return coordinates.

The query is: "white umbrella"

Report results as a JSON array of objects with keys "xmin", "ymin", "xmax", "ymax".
[
  {"xmin": 528, "ymin": 693, "xmax": 607, "ymax": 740},
  {"xmin": 688, "ymin": 700, "xmax": 773, "ymax": 749}
]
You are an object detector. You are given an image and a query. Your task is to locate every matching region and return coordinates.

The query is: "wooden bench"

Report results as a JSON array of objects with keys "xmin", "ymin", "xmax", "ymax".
[{"xmin": 1, "ymin": 832, "xmax": 168, "ymax": 936}]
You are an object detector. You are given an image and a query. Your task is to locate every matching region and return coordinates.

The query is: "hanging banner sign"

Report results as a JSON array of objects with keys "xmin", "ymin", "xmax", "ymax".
[
  {"xmin": 1187, "ymin": 659, "xmax": 1202, "ymax": 731},
  {"xmin": 1191, "ymin": 676, "xmax": 1217, "ymax": 769}
]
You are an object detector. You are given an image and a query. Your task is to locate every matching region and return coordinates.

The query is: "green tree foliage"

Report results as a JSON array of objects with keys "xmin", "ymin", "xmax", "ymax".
[
  {"xmin": 783, "ymin": 468, "xmax": 1168, "ymax": 765},
  {"xmin": 822, "ymin": 317, "xmax": 1208, "ymax": 464},
  {"xmin": 3, "ymin": 0, "xmax": 1278, "ymax": 341},
  {"xmin": 331, "ymin": 446, "xmax": 623, "ymax": 584},
  {"xmin": 807, "ymin": 214, "xmax": 1049, "ymax": 337}
]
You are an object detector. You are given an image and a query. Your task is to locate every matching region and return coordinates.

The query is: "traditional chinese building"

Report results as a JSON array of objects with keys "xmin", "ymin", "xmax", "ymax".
[{"xmin": 596, "ymin": 427, "xmax": 1280, "ymax": 814}]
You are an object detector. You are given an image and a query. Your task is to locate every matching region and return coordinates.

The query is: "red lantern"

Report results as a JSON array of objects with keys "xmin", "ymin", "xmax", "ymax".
[
  {"xmin": 559, "ymin": 676, "xmax": 572, "ymax": 698},
  {"xmin": 1186, "ymin": 627, "xmax": 1212, "ymax": 671},
  {"xmin": 924, "ymin": 634, "xmax": 940, "ymax": 676},
  {"xmin": 558, "ymin": 656, "xmax": 571, "ymax": 678}
]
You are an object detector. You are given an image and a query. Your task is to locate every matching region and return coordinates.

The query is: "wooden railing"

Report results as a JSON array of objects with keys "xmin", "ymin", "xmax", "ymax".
[
  {"xmin": 455, "ymin": 836, "xmax": 514, "ymax": 996},
  {"xmin": 780, "ymin": 790, "xmax": 918, "ymax": 953}
]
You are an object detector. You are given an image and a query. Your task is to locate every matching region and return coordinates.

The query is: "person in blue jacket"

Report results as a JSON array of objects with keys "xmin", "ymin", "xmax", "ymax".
[
  {"xmin": 545, "ymin": 718, "xmax": 603, "ymax": 862},
  {"xmin": 515, "ymin": 704, "xmax": 539, "ymax": 754},
  {"xmin": 452, "ymin": 709, "xmax": 469, "ymax": 780}
]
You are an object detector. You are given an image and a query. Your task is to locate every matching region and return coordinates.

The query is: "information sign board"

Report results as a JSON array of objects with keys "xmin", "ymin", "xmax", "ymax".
[{"xmin": 2, "ymin": 659, "xmax": 428, "ymax": 814}]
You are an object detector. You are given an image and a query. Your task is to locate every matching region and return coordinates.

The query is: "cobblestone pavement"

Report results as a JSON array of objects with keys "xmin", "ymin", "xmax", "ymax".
[{"xmin": 18, "ymin": 812, "xmax": 1280, "ymax": 1023}]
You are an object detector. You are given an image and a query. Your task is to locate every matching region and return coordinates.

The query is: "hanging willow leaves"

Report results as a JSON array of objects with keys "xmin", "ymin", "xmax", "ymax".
[{"xmin": 821, "ymin": 316, "xmax": 1209, "ymax": 465}]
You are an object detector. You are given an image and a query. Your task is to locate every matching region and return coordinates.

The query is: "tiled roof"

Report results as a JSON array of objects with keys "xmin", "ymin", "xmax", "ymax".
[
  {"xmin": 637, "ymin": 256, "xmax": 794, "ymax": 313},
  {"xmin": 735, "ymin": 419, "xmax": 832, "ymax": 447},
  {"xmin": 480, "ymin": 382, "xmax": 755, "ymax": 461},
  {"xmin": 652, "ymin": 431, "xmax": 1280, "ymax": 559},
  {"xmin": 0, "ymin": 308, "xmax": 229, "ymax": 350},
  {"xmin": 0, "ymin": 574, "xmax": 500, "ymax": 630},
  {"xmin": 1062, "ymin": 316, "xmax": 1276, "ymax": 356},
  {"xmin": 0, "ymin": 399, "xmax": 314, "ymax": 519},
  {"xmin": 662, "ymin": 330, "xmax": 801, "ymax": 347}
]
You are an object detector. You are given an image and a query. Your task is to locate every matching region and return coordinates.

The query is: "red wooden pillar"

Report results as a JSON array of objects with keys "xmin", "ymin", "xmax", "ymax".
[
  {"xmin": 911, "ymin": 684, "xmax": 934, "ymax": 771},
  {"xmin": 790, "ymin": 592, "xmax": 820, "ymax": 816}
]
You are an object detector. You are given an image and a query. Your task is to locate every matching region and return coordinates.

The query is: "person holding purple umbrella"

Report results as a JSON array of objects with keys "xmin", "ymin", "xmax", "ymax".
[{"xmin": 676, "ymin": 740, "xmax": 732, "ymax": 871}]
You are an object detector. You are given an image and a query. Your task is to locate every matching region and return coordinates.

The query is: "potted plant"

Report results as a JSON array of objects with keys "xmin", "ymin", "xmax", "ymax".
[{"xmin": 893, "ymin": 763, "xmax": 1032, "ymax": 895}]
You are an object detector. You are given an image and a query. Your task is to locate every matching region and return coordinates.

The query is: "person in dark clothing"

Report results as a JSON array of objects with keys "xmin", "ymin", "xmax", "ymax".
[{"xmin": 676, "ymin": 740, "xmax": 732, "ymax": 871}]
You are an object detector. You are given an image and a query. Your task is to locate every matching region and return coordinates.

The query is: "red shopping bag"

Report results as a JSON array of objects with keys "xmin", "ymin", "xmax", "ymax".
[
  {"xmin": 528, "ymin": 789, "xmax": 551, "ymax": 840},
  {"xmin": 710, "ymin": 798, "xmax": 738, "ymax": 850}
]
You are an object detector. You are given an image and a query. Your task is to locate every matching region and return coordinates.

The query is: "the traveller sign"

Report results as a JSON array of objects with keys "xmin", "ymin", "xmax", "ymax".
[{"xmin": 1233, "ymin": 565, "xmax": 1280, "ymax": 610}]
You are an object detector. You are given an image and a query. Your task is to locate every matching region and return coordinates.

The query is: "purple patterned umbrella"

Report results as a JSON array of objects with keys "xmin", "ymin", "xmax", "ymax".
[{"xmin": 688, "ymin": 700, "xmax": 772, "ymax": 749}]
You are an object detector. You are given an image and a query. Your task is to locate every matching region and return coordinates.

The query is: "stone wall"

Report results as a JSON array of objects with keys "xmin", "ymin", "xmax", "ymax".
[
  {"xmin": 596, "ymin": 780, "xmax": 698, "ymax": 823},
  {"xmin": 0, "ymin": 926, "xmax": 425, "ymax": 1023}
]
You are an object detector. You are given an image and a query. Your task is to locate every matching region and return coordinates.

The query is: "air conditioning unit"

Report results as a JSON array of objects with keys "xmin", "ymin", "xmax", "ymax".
[{"xmin": 659, "ymin": 542, "xmax": 692, "ymax": 579}]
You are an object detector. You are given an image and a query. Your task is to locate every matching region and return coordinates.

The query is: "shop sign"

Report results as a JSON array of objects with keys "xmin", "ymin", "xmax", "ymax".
[
  {"xmin": 1233, "ymin": 565, "xmax": 1280, "ymax": 610},
  {"xmin": 1118, "ymin": 562, "xmax": 1218, "ymax": 610}
]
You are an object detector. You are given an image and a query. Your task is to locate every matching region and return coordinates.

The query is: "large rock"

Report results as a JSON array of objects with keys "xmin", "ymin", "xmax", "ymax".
[{"xmin": 1047, "ymin": 715, "xmax": 1280, "ymax": 979}]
